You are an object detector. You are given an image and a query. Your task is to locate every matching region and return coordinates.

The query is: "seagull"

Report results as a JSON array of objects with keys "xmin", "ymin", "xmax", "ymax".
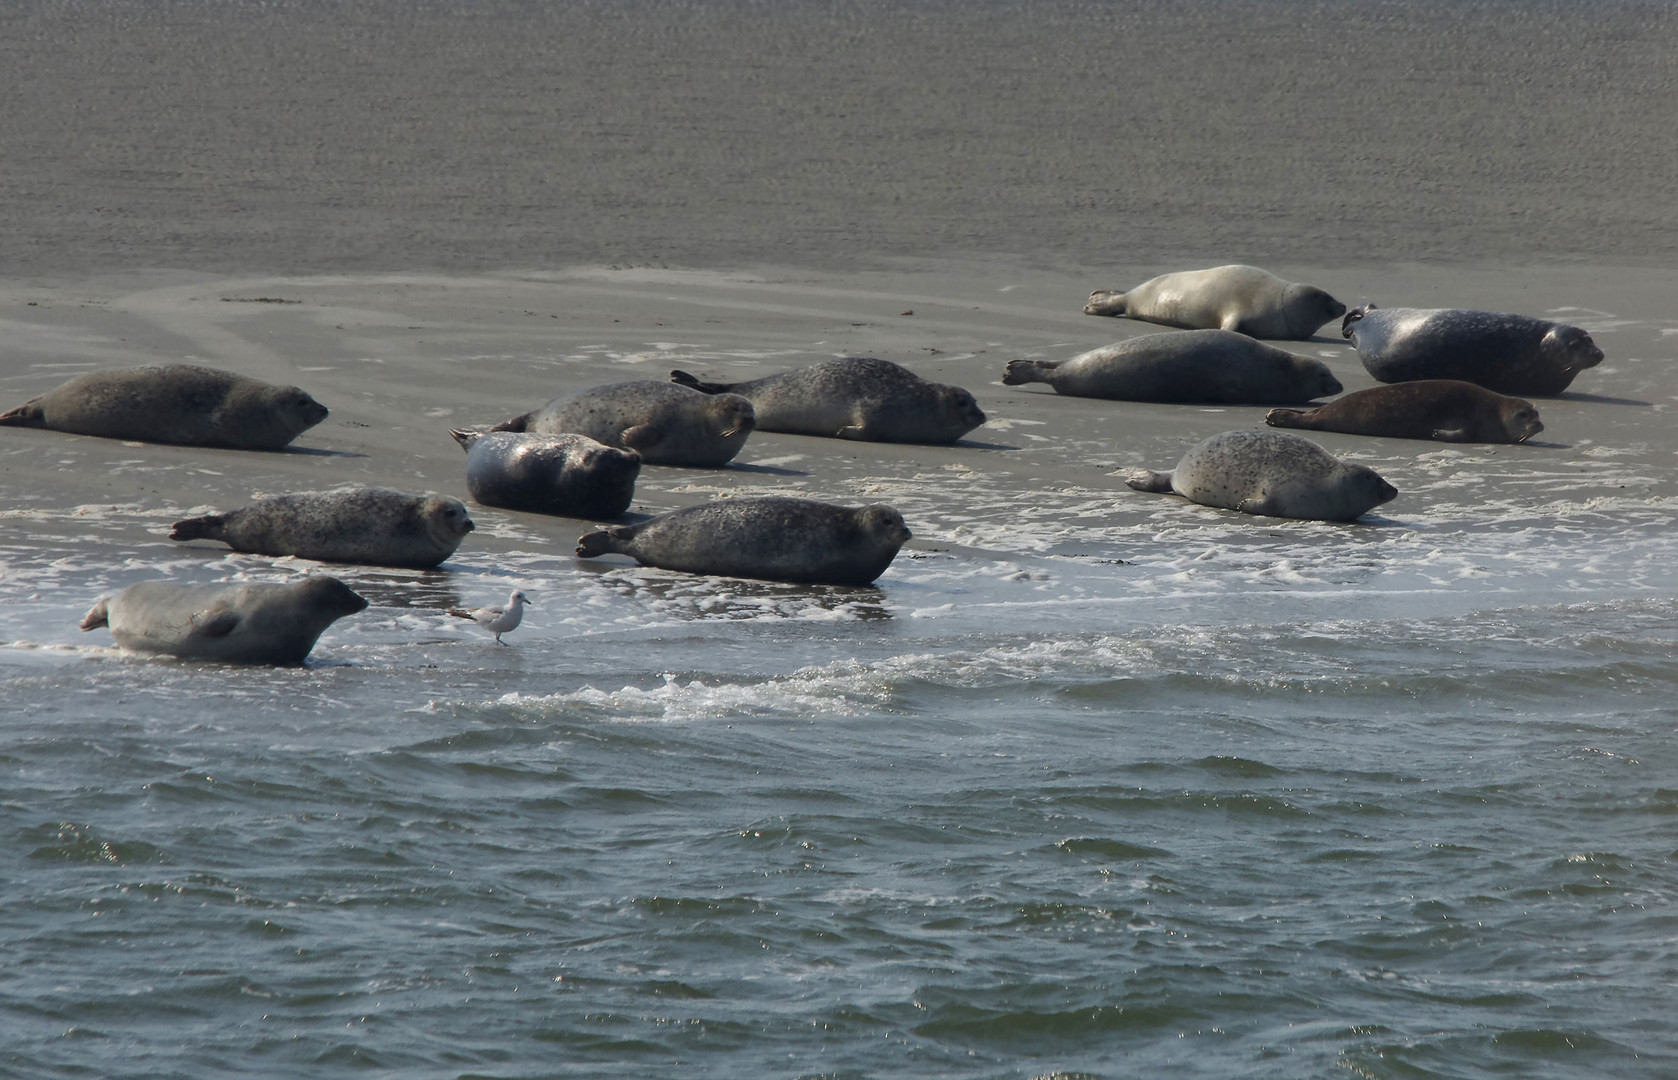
[{"xmin": 448, "ymin": 589, "xmax": 530, "ymax": 645}]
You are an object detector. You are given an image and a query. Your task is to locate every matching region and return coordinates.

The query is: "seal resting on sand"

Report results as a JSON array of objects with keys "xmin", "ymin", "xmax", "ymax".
[
  {"xmin": 670, "ymin": 357, "xmax": 986, "ymax": 443},
  {"xmin": 576, "ymin": 495, "xmax": 911, "ymax": 585},
  {"xmin": 1125, "ymin": 429, "xmax": 1398, "ymax": 522},
  {"xmin": 452, "ymin": 428, "xmax": 640, "ymax": 519},
  {"xmin": 79, "ymin": 577, "xmax": 368, "ymax": 664},
  {"xmin": 490, "ymin": 381, "xmax": 753, "ymax": 467},
  {"xmin": 0, "ymin": 363, "xmax": 329, "ymax": 449},
  {"xmin": 170, "ymin": 488, "xmax": 474, "ymax": 568},
  {"xmin": 1004, "ymin": 329, "xmax": 1341, "ymax": 403},
  {"xmin": 1266, "ymin": 380, "xmax": 1543, "ymax": 444},
  {"xmin": 1341, "ymin": 305, "xmax": 1603, "ymax": 396},
  {"xmin": 1084, "ymin": 265, "xmax": 1346, "ymax": 340}
]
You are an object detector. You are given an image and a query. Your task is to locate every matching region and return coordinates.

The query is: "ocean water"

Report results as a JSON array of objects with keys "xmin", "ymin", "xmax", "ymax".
[{"xmin": 5, "ymin": 0, "xmax": 1678, "ymax": 1077}]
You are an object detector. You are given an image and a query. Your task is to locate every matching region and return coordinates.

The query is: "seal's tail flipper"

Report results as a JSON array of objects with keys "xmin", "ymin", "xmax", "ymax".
[
  {"xmin": 1340, "ymin": 303, "xmax": 1376, "ymax": 338},
  {"xmin": 1002, "ymin": 359, "xmax": 1053, "ymax": 386},
  {"xmin": 78, "ymin": 599, "xmax": 110, "ymax": 632},
  {"xmin": 169, "ymin": 513, "xmax": 228, "ymax": 543},
  {"xmin": 488, "ymin": 412, "xmax": 533, "ymax": 433},
  {"xmin": 1083, "ymin": 290, "xmax": 1128, "ymax": 317},
  {"xmin": 1124, "ymin": 468, "xmax": 1176, "ymax": 494},
  {"xmin": 670, "ymin": 370, "xmax": 734, "ymax": 395},
  {"xmin": 0, "ymin": 399, "xmax": 45, "ymax": 427},
  {"xmin": 449, "ymin": 428, "xmax": 482, "ymax": 452},
  {"xmin": 1264, "ymin": 408, "xmax": 1307, "ymax": 429},
  {"xmin": 575, "ymin": 526, "xmax": 630, "ymax": 559}
]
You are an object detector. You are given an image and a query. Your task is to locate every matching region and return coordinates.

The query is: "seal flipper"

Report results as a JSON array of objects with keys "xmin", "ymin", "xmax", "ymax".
[
  {"xmin": 169, "ymin": 512, "xmax": 229, "ymax": 543},
  {"xmin": 1002, "ymin": 359, "xmax": 1055, "ymax": 386},
  {"xmin": 669, "ymin": 370, "xmax": 735, "ymax": 395},
  {"xmin": 0, "ymin": 399, "xmax": 46, "ymax": 428},
  {"xmin": 79, "ymin": 598, "xmax": 110, "ymax": 631},
  {"xmin": 619, "ymin": 423, "xmax": 665, "ymax": 452},
  {"xmin": 1124, "ymin": 468, "xmax": 1177, "ymax": 494},
  {"xmin": 191, "ymin": 607, "xmax": 241, "ymax": 638},
  {"xmin": 1083, "ymin": 290, "xmax": 1128, "ymax": 317},
  {"xmin": 1340, "ymin": 302, "xmax": 1376, "ymax": 339},
  {"xmin": 576, "ymin": 525, "xmax": 635, "ymax": 559},
  {"xmin": 489, "ymin": 412, "xmax": 533, "ymax": 434},
  {"xmin": 1264, "ymin": 408, "xmax": 1310, "ymax": 429}
]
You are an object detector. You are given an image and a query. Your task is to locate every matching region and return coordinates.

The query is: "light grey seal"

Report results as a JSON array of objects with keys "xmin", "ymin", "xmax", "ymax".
[
  {"xmin": 1266, "ymin": 380, "xmax": 1543, "ymax": 444},
  {"xmin": 670, "ymin": 357, "xmax": 986, "ymax": 443},
  {"xmin": 490, "ymin": 381, "xmax": 754, "ymax": 467},
  {"xmin": 79, "ymin": 576, "xmax": 369, "ymax": 664},
  {"xmin": 1125, "ymin": 429, "xmax": 1398, "ymax": 522},
  {"xmin": 448, "ymin": 589, "xmax": 529, "ymax": 645},
  {"xmin": 170, "ymin": 487, "xmax": 474, "ymax": 568},
  {"xmin": 450, "ymin": 429, "xmax": 640, "ymax": 519},
  {"xmin": 1084, "ymin": 265, "xmax": 1346, "ymax": 340},
  {"xmin": 0, "ymin": 363, "xmax": 329, "ymax": 449},
  {"xmin": 1341, "ymin": 304, "xmax": 1604, "ymax": 396},
  {"xmin": 576, "ymin": 495, "xmax": 911, "ymax": 585},
  {"xmin": 1003, "ymin": 329, "xmax": 1342, "ymax": 403}
]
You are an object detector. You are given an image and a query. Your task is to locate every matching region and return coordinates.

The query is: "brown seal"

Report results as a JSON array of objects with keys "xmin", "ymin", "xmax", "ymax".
[{"xmin": 1266, "ymin": 380, "xmax": 1542, "ymax": 444}]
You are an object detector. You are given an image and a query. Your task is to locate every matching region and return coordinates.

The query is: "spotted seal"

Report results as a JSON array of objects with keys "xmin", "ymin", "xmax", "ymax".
[
  {"xmin": 1341, "ymin": 305, "xmax": 1603, "ymax": 396},
  {"xmin": 670, "ymin": 357, "xmax": 986, "ymax": 443},
  {"xmin": 79, "ymin": 576, "xmax": 368, "ymax": 664},
  {"xmin": 576, "ymin": 495, "xmax": 911, "ymax": 585},
  {"xmin": 490, "ymin": 381, "xmax": 753, "ymax": 467},
  {"xmin": 1266, "ymin": 380, "xmax": 1542, "ymax": 444},
  {"xmin": 1084, "ymin": 265, "xmax": 1346, "ymax": 340},
  {"xmin": 170, "ymin": 487, "xmax": 474, "ymax": 568},
  {"xmin": 450, "ymin": 428, "xmax": 640, "ymax": 518},
  {"xmin": 0, "ymin": 363, "xmax": 329, "ymax": 449},
  {"xmin": 1125, "ymin": 429, "xmax": 1398, "ymax": 521},
  {"xmin": 1004, "ymin": 329, "xmax": 1342, "ymax": 403}
]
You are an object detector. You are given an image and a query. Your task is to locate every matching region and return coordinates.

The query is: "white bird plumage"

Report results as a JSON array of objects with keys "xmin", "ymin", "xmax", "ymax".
[{"xmin": 448, "ymin": 589, "xmax": 530, "ymax": 645}]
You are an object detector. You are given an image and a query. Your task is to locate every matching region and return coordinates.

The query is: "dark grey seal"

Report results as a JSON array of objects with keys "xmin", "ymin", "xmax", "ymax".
[
  {"xmin": 490, "ymin": 380, "xmax": 754, "ymax": 467},
  {"xmin": 1341, "ymin": 305, "xmax": 1604, "ymax": 396},
  {"xmin": 1084, "ymin": 265, "xmax": 1346, "ymax": 340},
  {"xmin": 576, "ymin": 495, "xmax": 911, "ymax": 585},
  {"xmin": 670, "ymin": 357, "xmax": 986, "ymax": 443},
  {"xmin": 1003, "ymin": 329, "xmax": 1342, "ymax": 403},
  {"xmin": 0, "ymin": 363, "xmax": 329, "ymax": 449},
  {"xmin": 450, "ymin": 428, "xmax": 640, "ymax": 519},
  {"xmin": 1126, "ymin": 429, "xmax": 1398, "ymax": 522},
  {"xmin": 170, "ymin": 487, "xmax": 474, "ymax": 568},
  {"xmin": 1266, "ymin": 380, "xmax": 1543, "ymax": 444},
  {"xmin": 79, "ymin": 577, "xmax": 368, "ymax": 664}
]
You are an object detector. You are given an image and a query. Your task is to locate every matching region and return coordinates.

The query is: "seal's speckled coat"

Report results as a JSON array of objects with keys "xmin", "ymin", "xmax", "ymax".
[
  {"xmin": 79, "ymin": 577, "xmax": 368, "ymax": 664},
  {"xmin": 576, "ymin": 495, "xmax": 911, "ymax": 585},
  {"xmin": 452, "ymin": 429, "xmax": 639, "ymax": 519},
  {"xmin": 1126, "ymin": 429, "xmax": 1397, "ymax": 522},
  {"xmin": 1342, "ymin": 305, "xmax": 1603, "ymax": 396},
  {"xmin": 492, "ymin": 381, "xmax": 754, "ymax": 467},
  {"xmin": 1004, "ymin": 329, "xmax": 1341, "ymax": 404},
  {"xmin": 671, "ymin": 357, "xmax": 985, "ymax": 444},
  {"xmin": 170, "ymin": 487, "xmax": 474, "ymax": 568}
]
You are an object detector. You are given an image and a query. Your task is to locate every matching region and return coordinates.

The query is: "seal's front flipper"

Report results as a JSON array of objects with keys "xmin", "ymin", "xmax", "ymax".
[
  {"xmin": 620, "ymin": 423, "xmax": 664, "ymax": 451},
  {"xmin": 191, "ymin": 608, "xmax": 241, "ymax": 638}
]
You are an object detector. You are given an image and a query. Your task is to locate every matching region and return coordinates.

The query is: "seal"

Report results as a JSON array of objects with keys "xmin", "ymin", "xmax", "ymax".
[
  {"xmin": 450, "ymin": 429, "xmax": 640, "ymax": 519},
  {"xmin": 1003, "ymin": 329, "xmax": 1342, "ymax": 403},
  {"xmin": 1341, "ymin": 305, "xmax": 1604, "ymax": 396},
  {"xmin": 78, "ymin": 576, "xmax": 368, "ymax": 664},
  {"xmin": 170, "ymin": 487, "xmax": 475, "ymax": 568},
  {"xmin": 1084, "ymin": 265, "xmax": 1346, "ymax": 340},
  {"xmin": 1125, "ymin": 429, "xmax": 1398, "ymax": 522},
  {"xmin": 1266, "ymin": 380, "xmax": 1543, "ymax": 444},
  {"xmin": 576, "ymin": 495, "xmax": 911, "ymax": 585},
  {"xmin": 0, "ymin": 363, "xmax": 329, "ymax": 449},
  {"xmin": 490, "ymin": 381, "xmax": 754, "ymax": 467},
  {"xmin": 670, "ymin": 357, "xmax": 986, "ymax": 443},
  {"xmin": 448, "ymin": 589, "xmax": 530, "ymax": 645}
]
